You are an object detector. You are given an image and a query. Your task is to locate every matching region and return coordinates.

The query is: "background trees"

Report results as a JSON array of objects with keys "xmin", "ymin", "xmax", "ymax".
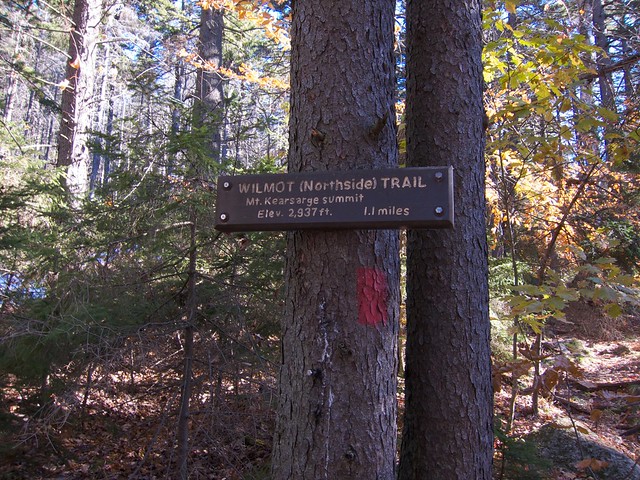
[
  {"xmin": 1, "ymin": 1, "xmax": 289, "ymax": 477},
  {"xmin": 57, "ymin": 0, "xmax": 102, "ymax": 197}
]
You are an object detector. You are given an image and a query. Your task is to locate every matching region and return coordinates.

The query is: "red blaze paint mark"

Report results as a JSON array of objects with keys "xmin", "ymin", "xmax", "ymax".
[{"xmin": 357, "ymin": 267, "xmax": 388, "ymax": 326}]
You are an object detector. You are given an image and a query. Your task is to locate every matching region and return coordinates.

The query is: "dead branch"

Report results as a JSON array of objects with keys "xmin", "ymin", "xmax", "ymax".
[
  {"xmin": 579, "ymin": 53, "xmax": 640, "ymax": 82},
  {"xmin": 569, "ymin": 378, "xmax": 640, "ymax": 393}
]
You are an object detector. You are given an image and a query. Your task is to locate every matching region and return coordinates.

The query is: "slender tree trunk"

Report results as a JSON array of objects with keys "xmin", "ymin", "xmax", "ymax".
[
  {"xmin": 272, "ymin": 1, "xmax": 399, "ymax": 479},
  {"xmin": 23, "ymin": 38, "xmax": 42, "ymax": 131},
  {"xmin": 592, "ymin": 0, "xmax": 615, "ymax": 161},
  {"xmin": 177, "ymin": 209, "xmax": 197, "ymax": 480},
  {"xmin": 3, "ymin": 25, "xmax": 22, "ymax": 123},
  {"xmin": 43, "ymin": 87, "xmax": 59, "ymax": 163},
  {"xmin": 103, "ymin": 83, "xmax": 115, "ymax": 183},
  {"xmin": 593, "ymin": 0, "xmax": 615, "ymax": 111},
  {"xmin": 174, "ymin": 6, "xmax": 225, "ymax": 476},
  {"xmin": 57, "ymin": 0, "xmax": 101, "ymax": 198},
  {"xmin": 576, "ymin": 1, "xmax": 595, "ymax": 153},
  {"xmin": 169, "ymin": 60, "xmax": 186, "ymax": 174},
  {"xmin": 193, "ymin": 5, "xmax": 224, "ymax": 166},
  {"xmin": 90, "ymin": 45, "xmax": 111, "ymax": 192},
  {"xmin": 621, "ymin": 39, "xmax": 635, "ymax": 101},
  {"xmin": 169, "ymin": 0, "xmax": 187, "ymax": 175},
  {"xmin": 398, "ymin": 1, "xmax": 493, "ymax": 479}
]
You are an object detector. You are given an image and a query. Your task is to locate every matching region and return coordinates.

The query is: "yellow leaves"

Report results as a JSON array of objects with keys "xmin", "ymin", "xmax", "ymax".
[
  {"xmin": 199, "ymin": 0, "xmax": 216, "ymax": 9},
  {"xmin": 198, "ymin": 0, "xmax": 233, "ymax": 10},
  {"xmin": 180, "ymin": 41, "xmax": 287, "ymax": 90},
  {"xmin": 220, "ymin": 64, "xmax": 288, "ymax": 90},
  {"xmin": 199, "ymin": 0, "xmax": 289, "ymax": 47},
  {"xmin": 505, "ymin": 0, "xmax": 518, "ymax": 14}
]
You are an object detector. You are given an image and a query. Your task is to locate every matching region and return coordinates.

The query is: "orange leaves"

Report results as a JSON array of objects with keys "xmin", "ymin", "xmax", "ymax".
[
  {"xmin": 179, "ymin": 41, "xmax": 287, "ymax": 90},
  {"xmin": 69, "ymin": 56, "xmax": 81, "ymax": 69},
  {"xmin": 225, "ymin": 64, "xmax": 288, "ymax": 90},
  {"xmin": 492, "ymin": 359, "xmax": 532, "ymax": 393},
  {"xmin": 576, "ymin": 457, "xmax": 610, "ymax": 472},
  {"xmin": 57, "ymin": 57, "xmax": 81, "ymax": 91},
  {"xmin": 198, "ymin": 0, "xmax": 289, "ymax": 47}
]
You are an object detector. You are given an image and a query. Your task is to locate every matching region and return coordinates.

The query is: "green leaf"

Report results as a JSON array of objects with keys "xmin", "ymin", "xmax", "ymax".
[
  {"xmin": 597, "ymin": 106, "xmax": 619, "ymax": 123},
  {"xmin": 545, "ymin": 296, "xmax": 567, "ymax": 311},
  {"xmin": 593, "ymin": 286, "xmax": 618, "ymax": 302},
  {"xmin": 604, "ymin": 303, "xmax": 623, "ymax": 317},
  {"xmin": 594, "ymin": 257, "xmax": 616, "ymax": 265}
]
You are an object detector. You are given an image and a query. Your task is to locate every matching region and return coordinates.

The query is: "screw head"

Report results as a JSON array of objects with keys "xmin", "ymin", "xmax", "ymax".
[
  {"xmin": 434, "ymin": 206, "xmax": 444, "ymax": 216},
  {"xmin": 222, "ymin": 181, "xmax": 232, "ymax": 190},
  {"xmin": 219, "ymin": 213, "xmax": 229, "ymax": 222},
  {"xmin": 434, "ymin": 171, "xmax": 444, "ymax": 182}
]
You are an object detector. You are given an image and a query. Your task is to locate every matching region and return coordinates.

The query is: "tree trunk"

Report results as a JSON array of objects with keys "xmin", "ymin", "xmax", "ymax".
[
  {"xmin": 398, "ymin": 1, "xmax": 493, "ymax": 479},
  {"xmin": 169, "ymin": 60, "xmax": 186, "ymax": 174},
  {"xmin": 169, "ymin": 0, "xmax": 187, "ymax": 175},
  {"xmin": 3, "ymin": 25, "xmax": 22, "ymax": 123},
  {"xmin": 174, "ymin": 6, "xmax": 225, "ymax": 476},
  {"xmin": 176, "ymin": 209, "xmax": 197, "ymax": 480},
  {"xmin": 90, "ymin": 45, "xmax": 111, "ymax": 193},
  {"xmin": 57, "ymin": 0, "xmax": 101, "ymax": 198},
  {"xmin": 592, "ymin": 0, "xmax": 616, "ymax": 163},
  {"xmin": 271, "ymin": 1, "xmax": 399, "ymax": 479},
  {"xmin": 193, "ymin": 5, "xmax": 224, "ymax": 165},
  {"xmin": 593, "ymin": 0, "xmax": 615, "ymax": 112}
]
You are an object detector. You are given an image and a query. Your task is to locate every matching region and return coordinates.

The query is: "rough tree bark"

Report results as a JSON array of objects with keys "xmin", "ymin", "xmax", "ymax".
[
  {"xmin": 592, "ymin": 0, "xmax": 616, "ymax": 162},
  {"xmin": 398, "ymin": 0, "xmax": 493, "ymax": 479},
  {"xmin": 271, "ymin": 1, "xmax": 399, "ymax": 479},
  {"xmin": 193, "ymin": 5, "xmax": 224, "ymax": 166},
  {"xmin": 593, "ymin": 0, "xmax": 615, "ymax": 112},
  {"xmin": 57, "ymin": 0, "xmax": 101, "ymax": 197}
]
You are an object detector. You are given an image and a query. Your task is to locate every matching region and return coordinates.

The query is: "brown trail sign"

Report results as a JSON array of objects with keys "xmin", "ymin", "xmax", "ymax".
[{"xmin": 215, "ymin": 167, "xmax": 454, "ymax": 232}]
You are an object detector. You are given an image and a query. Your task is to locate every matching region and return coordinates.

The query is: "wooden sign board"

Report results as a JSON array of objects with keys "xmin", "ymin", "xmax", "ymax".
[{"xmin": 214, "ymin": 167, "xmax": 454, "ymax": 232}]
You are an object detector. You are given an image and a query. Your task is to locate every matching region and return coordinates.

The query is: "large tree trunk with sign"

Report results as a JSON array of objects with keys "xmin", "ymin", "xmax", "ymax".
[
  {"xmin": 397, "ymin": 1, "xmax": 493, "ymax": 479},
  {"xmin": 57, "ymin": 0, "xmax": 101, "ymax": 197},
  {"xmin": 271, "ymin": 1, "xmax": 399, "ymax": 478}
]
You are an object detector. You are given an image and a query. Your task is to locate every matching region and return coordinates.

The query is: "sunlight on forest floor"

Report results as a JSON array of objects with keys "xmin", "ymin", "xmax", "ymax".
[{"xmin": 1, "ymin": 306, "xmax": 638, "ymax": 479}]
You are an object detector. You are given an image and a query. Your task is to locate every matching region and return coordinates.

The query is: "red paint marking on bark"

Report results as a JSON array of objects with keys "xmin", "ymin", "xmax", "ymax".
[{"xmin": 357, "ymin": 267, "xmax": 388, "ymax": 326}]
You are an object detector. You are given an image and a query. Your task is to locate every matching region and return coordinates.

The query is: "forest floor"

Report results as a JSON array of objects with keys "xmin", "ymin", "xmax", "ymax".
[
  {"xmin": 1, "ymin": 305, "xmax": 638, "ymax": 479},
  {"xmin": 494, "ymin": 304, "xmax": 640, "ymax": 479}
]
